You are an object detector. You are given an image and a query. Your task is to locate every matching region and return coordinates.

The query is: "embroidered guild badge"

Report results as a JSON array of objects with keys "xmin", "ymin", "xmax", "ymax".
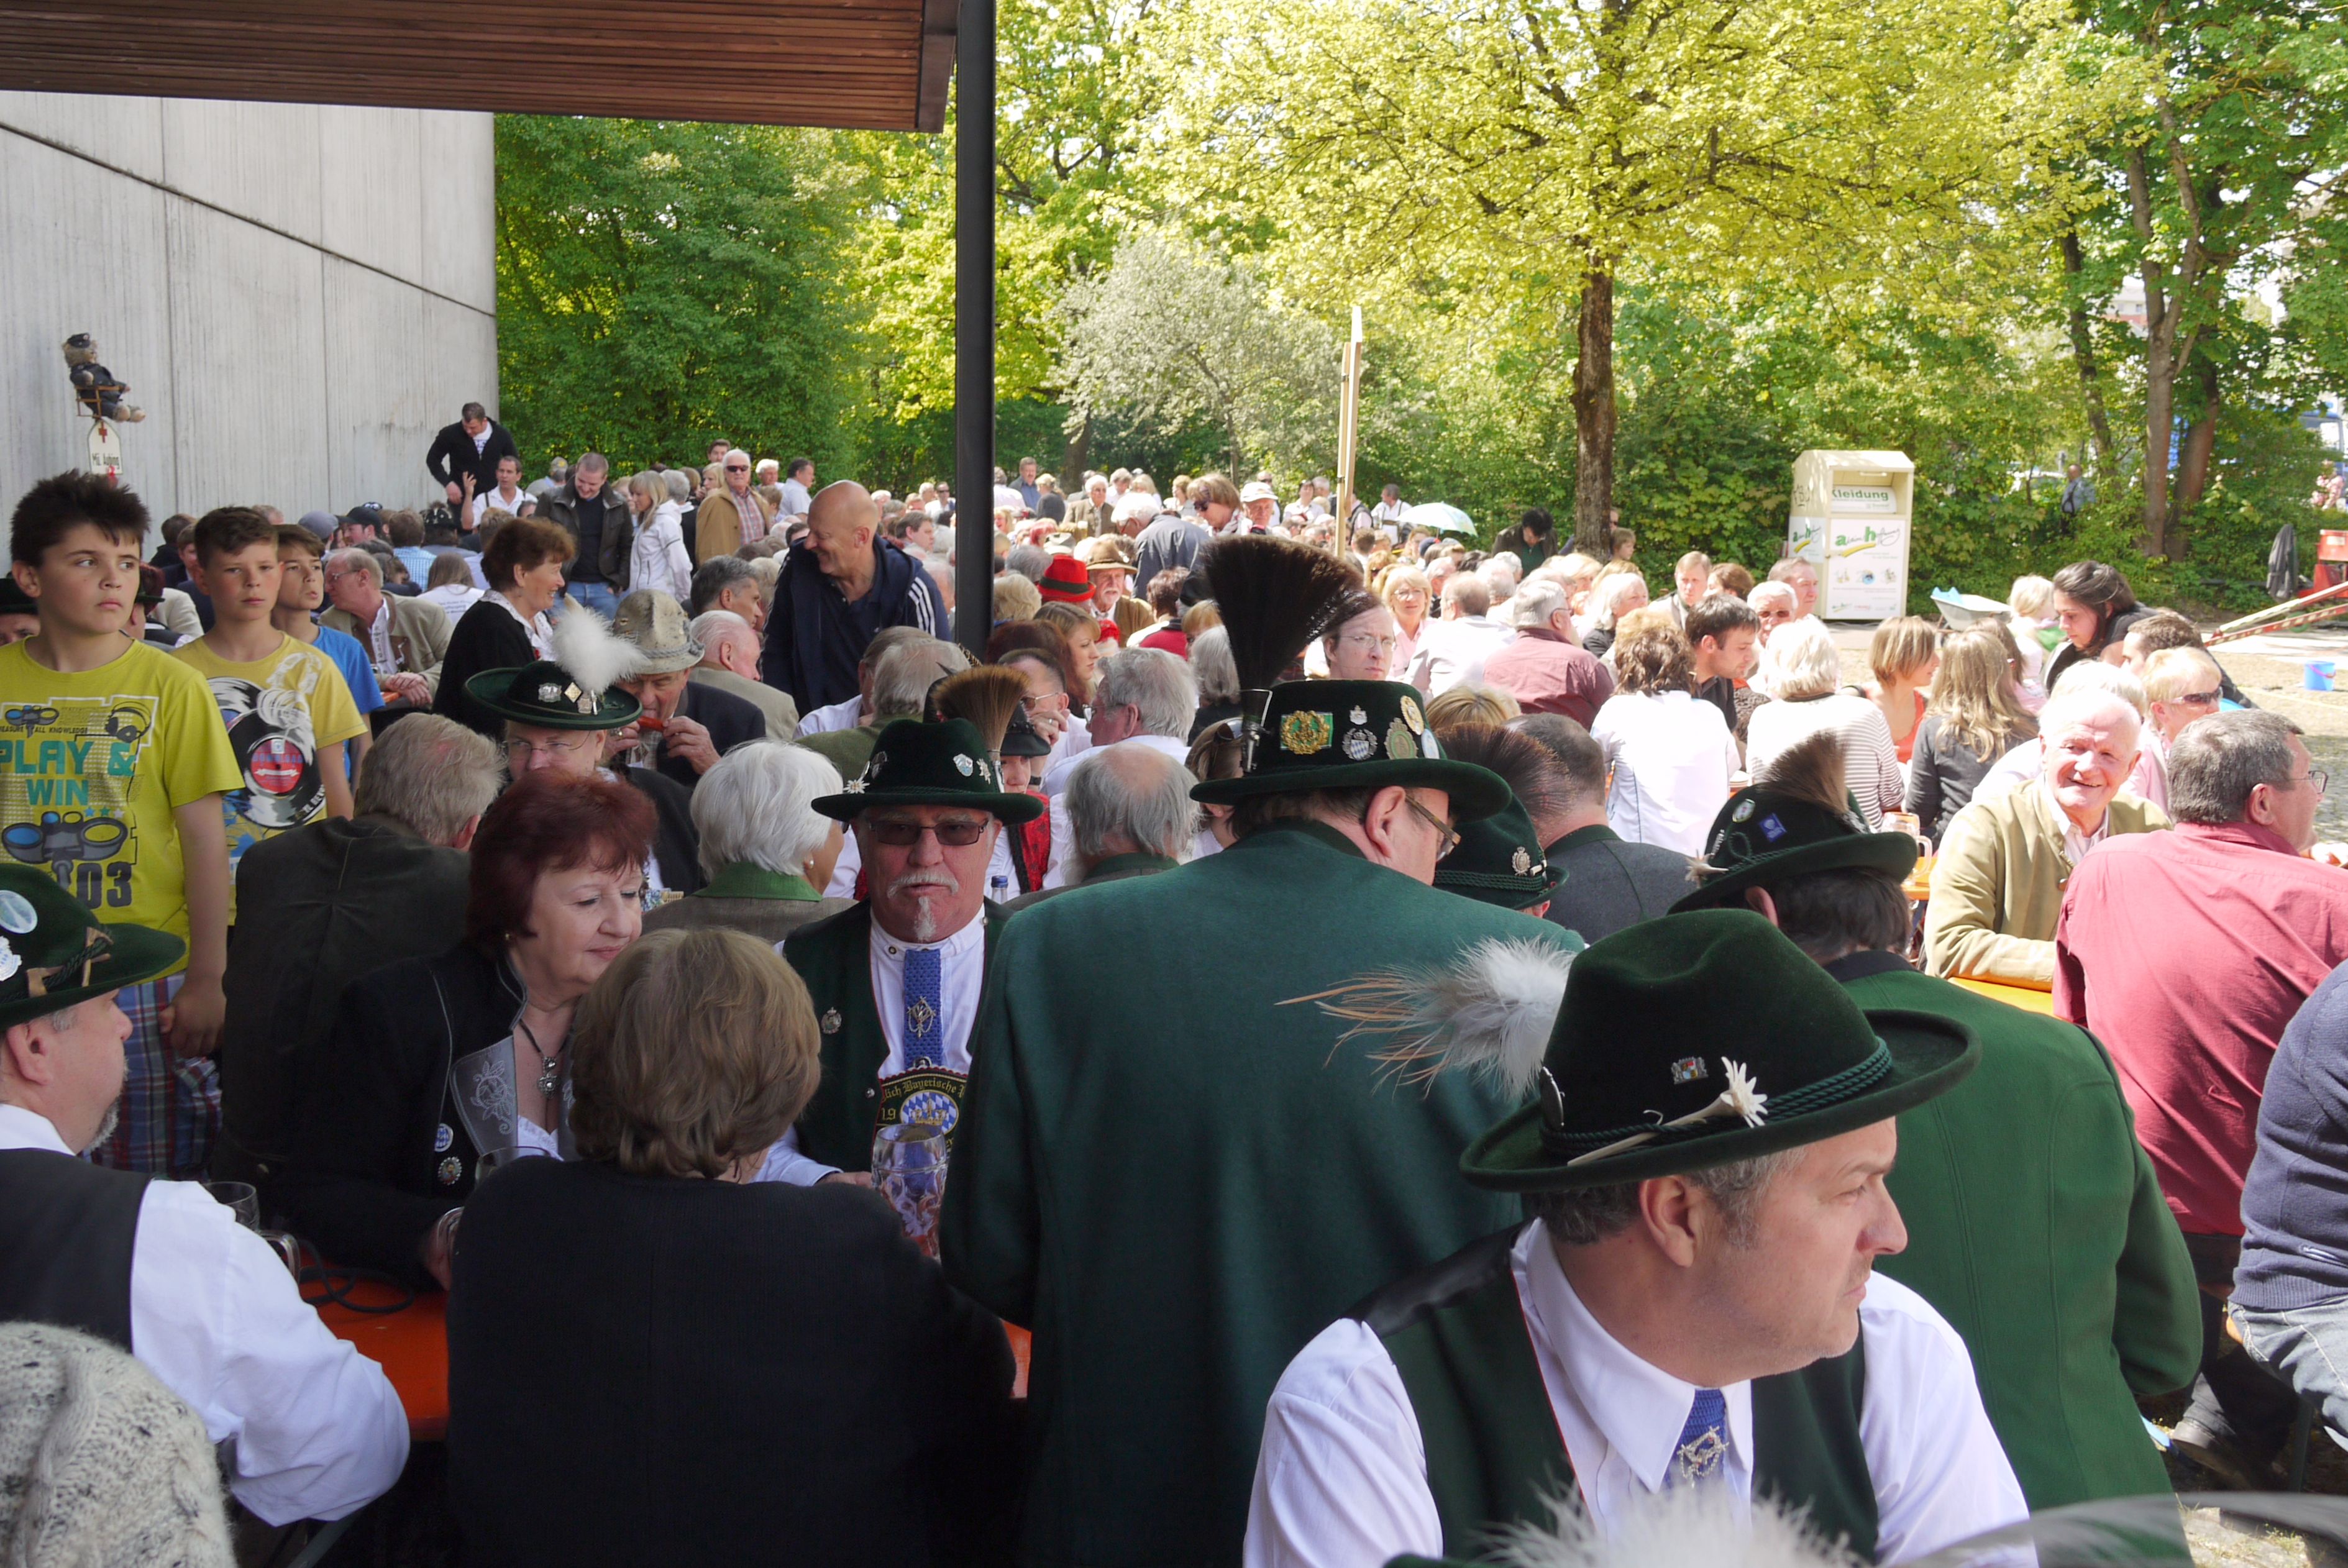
[
  {"xmin": 434, "ymin": 1122, "xmax": 454, "ymax": 1153},
  {"xmin": 1342, "ymin": 727, "xmax": 1377, "ymax": 762},
  {"xmin": 437, "ymin": 1155, "xmax": 462, "ymax": 1186},
  {"xmin": 1732, "ymin": 798, "xmax": 1755, "ymax": 823},
  {"xmin": 1759, "ymin": 813, "xmax": 1787, "ymax": 842},
  {"xmin": 1386, "ymin": 719, "xmax": 1416, "ymax": 760},
  {"xmin": 1670, "ymin": 1056, "xmax": 1709, "ymax": 1083},
  {"xmin": 954, "ymin": 753, "xmax": 975, "ymax": 776},
  {"xmin": 1511, "ymin": 847, "xmax": 1533, "ymax": 877},
  {"xmin": 820, "ymin": 1008, "xmax": 842, "ymax": 1035},
  {"xmin": 1399, "ymin": 695, "xmax": 1426, "ymax": 735},
  {"xmin": 1281, "ymin": 711, "xmax": 1334, "ymax": 755},
  {"xmin": 0, "ymin": 891, "xmax": 37, "ymax": 934}
]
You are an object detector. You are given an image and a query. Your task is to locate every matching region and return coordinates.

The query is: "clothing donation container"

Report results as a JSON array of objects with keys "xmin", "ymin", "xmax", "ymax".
[{"xmin": 1787, "ymin": 451, "xmax": 1915, "ymax": 621}]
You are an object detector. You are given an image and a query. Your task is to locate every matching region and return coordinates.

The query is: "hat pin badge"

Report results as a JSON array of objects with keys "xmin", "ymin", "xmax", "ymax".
[
  {"xmin": 1565, "ymin": 1058, "xmax": 1769, "ymax": 1168},
  {"xmin": 954, "ymin": 753, "xmax": 975, "ymax": 776},
  {"xmin": 0, "ymin": 891, "xmax": 37, "ymax": 935},
  {"xmin": 0, "ymin": 937, "xmax": 18, "ymax": 984}
]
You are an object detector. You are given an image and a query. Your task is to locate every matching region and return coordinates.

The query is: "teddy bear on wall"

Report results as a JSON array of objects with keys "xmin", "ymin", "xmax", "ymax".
[{"xmin": 62, "ymin": 333, "xmax": 144, "ymax": 423}]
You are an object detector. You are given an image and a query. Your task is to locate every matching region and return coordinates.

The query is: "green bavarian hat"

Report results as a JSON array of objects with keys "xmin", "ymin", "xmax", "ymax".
[
  {"xmin": 1433, "ymin": 796, "xmax": 1562, "ymax": 911},
  {"xmin": 464, "ymin": 662, "xmax": 642, "ymax": 731},
  {"xmin": 1189, "ymin": 680, "xmax": 1510, "ymax": 823},
  {"xmin": 812, "ymin": 718, "xmax": 1046, "ymax": 824},
  {"xmin": 1668, "ymin": 741, "xmax": 1917, "ymax": 915},
  {"xmin": 0, "ymin": 868, "xmax": 184, "ymax": 1032},
  {"xmin": 1460, "ymin": 908, "xmax": 1976, "ymax": 1192}
]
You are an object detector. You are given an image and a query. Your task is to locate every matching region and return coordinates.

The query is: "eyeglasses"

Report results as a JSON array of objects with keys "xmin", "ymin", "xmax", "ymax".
[
  {"xmin": 725, "ymin": 463, "xmax": 751, "ymax": 473},
  {"xmin": 503, "ymin": 735, "xmax": 593, "ymax": 763},
  {"xmin": 866, "ymin": 818, "xmax": 992, "ymax": 847},
  {"xmin": 2290, "ymin": 770, "xmax": 2331, "ymax": 797},
  {"xmin": 1339, "ymin": 632, "xmax": 1399, "ymax": 652},
  {"xmin": 1400, "ymin": 796, "xmax": 1460, "ymax": 856}
]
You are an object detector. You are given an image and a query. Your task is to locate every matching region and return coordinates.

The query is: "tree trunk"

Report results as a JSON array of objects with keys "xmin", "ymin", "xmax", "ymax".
[
  {"xmin": 1062, "ymin": 410, "xmax": 1092, "ymax": 481},
  {"xmin": 1569, "ymin": 264, "xmax": 1617, "ymax": 555},
  {"xmin": 2175, "ymin": 353, "xmax": 2221, "ymax": 524},
  {"xmin": 2126, "ymin": 146, "xmax": 2179, "ymax": 557},
  {"xmin": 2059, "ymin": 231, "xmax": 2117, "ymax": 476}
]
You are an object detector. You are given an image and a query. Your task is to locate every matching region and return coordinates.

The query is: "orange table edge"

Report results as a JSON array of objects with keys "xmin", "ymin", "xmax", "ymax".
[{"xmin": 319, "ymin": 1290, "xmax": 1032, "ymax": 1442}]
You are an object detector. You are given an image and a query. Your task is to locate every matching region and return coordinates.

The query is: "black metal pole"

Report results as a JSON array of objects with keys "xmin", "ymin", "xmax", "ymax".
[{"xmin": 951, "ymin": 0, "xmax": 995, "ymax": 657}]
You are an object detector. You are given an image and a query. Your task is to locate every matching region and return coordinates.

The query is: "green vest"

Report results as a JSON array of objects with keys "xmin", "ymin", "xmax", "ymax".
[
  {"xmin": 780, "ymin": 901, "xmax": 1002, "ymax": 1170},
  {"xmin": 1364, "ymin": 1228, "xmax": 1880, "ymax": 1562}
]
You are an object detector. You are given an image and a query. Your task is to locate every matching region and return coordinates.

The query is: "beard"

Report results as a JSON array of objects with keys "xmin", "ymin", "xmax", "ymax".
[
  {"xmin": 887, "ymin": 868, "xmax": 962, "ymax": 944},
  {"xmin": 79, "ymin": 1100, "xmax": 119, "ymax": 1156}
]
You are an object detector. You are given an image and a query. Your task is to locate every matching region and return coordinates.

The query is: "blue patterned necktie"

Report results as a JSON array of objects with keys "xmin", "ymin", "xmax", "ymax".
[
  {"xmin": 902, "ymin": 946, "xmax": 944, "ymax": 1069},
  {"xmin": 1671, "ymin": 1387, "xmax": 1728, "ymax": 1488}
]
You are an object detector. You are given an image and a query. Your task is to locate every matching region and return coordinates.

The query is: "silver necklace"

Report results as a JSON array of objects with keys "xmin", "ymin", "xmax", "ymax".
[{"xmin": 515, "ymin": 1009, "xmax": 562, "ymax": 1098}]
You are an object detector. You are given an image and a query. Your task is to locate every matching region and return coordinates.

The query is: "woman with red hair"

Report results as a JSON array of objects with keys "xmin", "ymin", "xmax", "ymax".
[{"xmin": 277, "ymin": 772, "xmax": 654, "ymax": 1288}]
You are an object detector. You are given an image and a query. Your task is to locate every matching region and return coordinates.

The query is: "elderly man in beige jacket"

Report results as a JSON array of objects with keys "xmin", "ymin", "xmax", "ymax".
[{"xmin": 1924, "ymin": 681, "xmax": 2169, "ymax": 985}]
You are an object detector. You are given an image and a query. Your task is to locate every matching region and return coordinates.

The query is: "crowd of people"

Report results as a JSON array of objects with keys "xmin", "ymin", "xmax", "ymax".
[{"xmin": 6, "ymin": 401, "xmax": 2348, "ymax": 1567}]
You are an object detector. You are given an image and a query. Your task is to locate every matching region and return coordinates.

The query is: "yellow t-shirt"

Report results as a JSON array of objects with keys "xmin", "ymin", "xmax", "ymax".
[
  {"xmin": 0, "ymin": 639, "xmax": 243, "ymax": 966},
  {"xmin": 173, "ymin": 633, "xmax": 368, "ymax": 912}
]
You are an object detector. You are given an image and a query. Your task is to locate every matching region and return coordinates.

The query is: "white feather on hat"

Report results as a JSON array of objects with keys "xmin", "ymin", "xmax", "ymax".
[
  {"xmin": 551, "ymin": 606, "xmax": 647, "ymax": 698},
  {"xmin": 1284, "ymin": 937, "xmax": 1574, "ymax": 1098}
]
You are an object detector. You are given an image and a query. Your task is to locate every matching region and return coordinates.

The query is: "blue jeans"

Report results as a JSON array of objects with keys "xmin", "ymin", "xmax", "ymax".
[{"xmin": 565, "ymin": 581, "xmax": 619, "ymax": 618}]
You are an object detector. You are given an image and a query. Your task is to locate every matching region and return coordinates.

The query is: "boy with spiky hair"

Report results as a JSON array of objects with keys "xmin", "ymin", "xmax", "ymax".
[
  {"xmin": 0, "ymin": 472, "xmax": 241, "ymax": 1175},
  {"xmin": 175, "ymin": 508, "xmax": 363, "ymax": 914}
]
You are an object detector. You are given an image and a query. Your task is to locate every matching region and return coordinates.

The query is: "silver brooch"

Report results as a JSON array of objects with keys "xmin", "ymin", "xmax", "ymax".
[
  {"xmin": 820, "ymin": 1008, "xmax": 841, "ymax": 1035},
  {"xmin": 1350, "ymin": 706, "xmax": 1368, "ymax": 725},
  {"xmin": 1510, "ymin": 847, "xmax": 1533, "ymax": 877}
]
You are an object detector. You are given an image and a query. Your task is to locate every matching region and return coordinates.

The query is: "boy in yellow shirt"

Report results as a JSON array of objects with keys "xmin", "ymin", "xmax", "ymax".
[
  {"xmin": 0, "ymin": 473, "xmax": 240, "ymax": 1175},
  {"xmin": 174, "ymin": 509, "xmax": 364, "ymax": 909}
]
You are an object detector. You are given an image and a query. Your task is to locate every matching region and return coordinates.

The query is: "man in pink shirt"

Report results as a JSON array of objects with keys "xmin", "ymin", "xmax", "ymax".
[
  {"xmin": 1481, "ymin": 580, "xmax": 1613, "ymax": 727},
  {"xmin": 2056, "ymin": 709, "xmax": 2348, "ymax": 1484}
]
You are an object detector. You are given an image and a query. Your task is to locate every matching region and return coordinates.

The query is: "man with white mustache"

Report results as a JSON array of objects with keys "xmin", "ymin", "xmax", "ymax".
[{"xmin": 773, "ymin": 717, "xmax": 1044, "ymax": 1178}]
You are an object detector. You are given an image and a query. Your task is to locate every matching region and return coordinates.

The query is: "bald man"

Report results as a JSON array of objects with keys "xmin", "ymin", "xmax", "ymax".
[{"xmin": 762, "ymin": 480, "xmax": 948, "ymax": 711}]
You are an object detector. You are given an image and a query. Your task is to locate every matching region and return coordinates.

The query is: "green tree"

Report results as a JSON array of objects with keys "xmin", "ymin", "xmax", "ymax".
[
  {"xmin": 495, "ymin": 116, "xmax": 869, "ymax": 472},
  {"xmin": 1054, "ymin": 231, "xmax": 1338, "ymax": 473},
  {"xmin": 1154, "ymin": 0, "xmax": 2123, "ymax": 551},
  {"xmin": 2062, "ymin": 0, "xmax": 2346, "ymax": 555}
]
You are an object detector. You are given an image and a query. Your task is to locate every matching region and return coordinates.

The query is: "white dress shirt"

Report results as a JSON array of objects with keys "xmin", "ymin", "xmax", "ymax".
[
  {"xmin": 0, "ymin": 1105, "xmax": 409, "ymax": 1525},
  {"xmin": 1404, "ymin": 615, "xmax": 1515, "ymax": 696},
  {"xmin": 1244, "ymin": 1221, "xmax": 2025, "ymax": 1568},
  {"xmin": 1589, "ymin": 690, "xmax": 1740, "ymax": 856},
  {"xmin": 1040, "ymin": 734, "xmax": 1195, "ymax": 888},
  {"xmin": 485, "ymin": 590, "xmax": 554, "ymax": 659},
  {"xmin": 797, "ymin": 695, "xmax": 864, "ymax": 737},
  {"xmin": 468, "ymin": 485, "xmax": 531, "ymax": 524}
]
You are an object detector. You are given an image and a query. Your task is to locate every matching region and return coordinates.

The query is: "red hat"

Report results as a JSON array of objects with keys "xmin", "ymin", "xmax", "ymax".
[{"xmin": 1038, "ymin": 554, "xmax": 1094, "ymax": 604}]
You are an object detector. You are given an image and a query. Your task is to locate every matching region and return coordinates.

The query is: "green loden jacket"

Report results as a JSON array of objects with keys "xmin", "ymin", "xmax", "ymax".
[
  {"xmin": 941, "ymin": 821, "xmax": 1578, "ymax": 1568},
  {"xmin": 781, "ymin": 901, "xmax": 1003, "ymax": 1171},
  {"xmin": 1832, "ymin": 952, "xmax": 2201, "ymax": 1510}
]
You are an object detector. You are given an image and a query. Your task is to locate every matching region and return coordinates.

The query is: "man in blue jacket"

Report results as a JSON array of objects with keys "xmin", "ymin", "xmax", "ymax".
[{"xmin": 761, "ymin": 481, "xmax": 946, "ymax": 713}]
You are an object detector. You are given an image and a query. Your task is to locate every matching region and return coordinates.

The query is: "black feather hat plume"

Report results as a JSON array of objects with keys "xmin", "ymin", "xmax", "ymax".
[{"xmin": 1197, "ymin": 535, "xmax": 1358, "ymax": 693}]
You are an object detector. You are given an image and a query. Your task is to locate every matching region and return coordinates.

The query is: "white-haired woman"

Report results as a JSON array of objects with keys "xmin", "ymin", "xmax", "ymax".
[
  {"xmin": 1743, "ymin": 616, "xmax": 1904, "ymax": 826},
  {"xmin": 1579, "ymin": 570, "xmax": 1650, "ymax": 659},
  {"xmin": 643, "ymin": 741, "xmax": 853, "ymax": 946},
  {"xmin": 627, "ymin": 470, "xmax": 692, "ymax": 603}
]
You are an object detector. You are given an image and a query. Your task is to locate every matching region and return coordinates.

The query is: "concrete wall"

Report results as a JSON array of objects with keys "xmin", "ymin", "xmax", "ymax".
[{"xmin": 0, "ymin": 93, "xmax": 496, "ymax": 539}]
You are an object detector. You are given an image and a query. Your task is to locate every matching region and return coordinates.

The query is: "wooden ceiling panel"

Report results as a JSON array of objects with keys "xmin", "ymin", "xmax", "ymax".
[{"xmin": 0, "ymin": 0, "xmax": 957, "ymax": 133}]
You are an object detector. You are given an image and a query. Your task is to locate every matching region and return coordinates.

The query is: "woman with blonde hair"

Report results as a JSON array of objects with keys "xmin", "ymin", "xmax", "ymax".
[
  {"xmin": 1378, "ymin": 565, "xmax": 1433, "ymax": 672},
  {"xmin": 1744, "ymin": 617, "xmax": 1905, "ymax": 826},
  {"xmin": 1863, "ymin": 615, "xmax": 1941, "ymax": 763},
  {"xmin": 626, "ymin": 469, "xmax": 692, "ymax": 603},
  {"xmin": 1033, "ymin": 601, "xmax": 1104, "ymax": 703},
  {"xmin": 1587, "ymin": 624, "xmax": 1738, "ymax": 854},
  {"xmin": 445, "ymin": 928, "xmax": 1016, "ymax": 1564},
  {"xmin": 1905, "ymin": 627, "xmax": 2038, "ymax": 841},
  {"xmin": 1425, "ymin": 684, "xmax": 1521, "ymax": 734}
]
